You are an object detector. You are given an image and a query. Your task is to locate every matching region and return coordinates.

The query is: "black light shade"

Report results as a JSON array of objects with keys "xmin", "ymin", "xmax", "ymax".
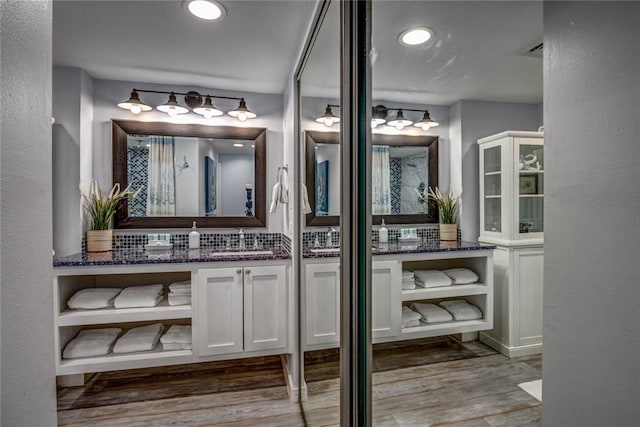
[
  {"xmin": 414, "ymin": 110, "xmax": 439, "ymax": 130},
  {"xmin": 387, "ymin": 109, "xmax": 413, "ymax": 129},
  {"xmin": 228, "ymin": 98, "xmax": 257, "ymax": 121},
  {"xmin": 316, "ymin": 105, "xmax": 340, "ymax": 127},
  {"xmin": 157, "ymin": 92, "xmax": 189, "ymax": 116},
  {"xmin": 117, "ymin": 90, "xmax": 152, "ymax": 114},
  {"xmin": 193, "ymin": 96, "xmax": 223, "ymax": 118},
  {"xmin": 371, "ymin": 105, "xmax": 388, "ymax": 128}
]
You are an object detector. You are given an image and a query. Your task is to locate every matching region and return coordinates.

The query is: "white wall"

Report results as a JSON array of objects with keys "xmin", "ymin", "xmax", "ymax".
[
  {"xmin": 543, "ymin": 3, "xmax": 640, "ymax": 425},
  {"xmin": 0, "ymin": 1, "xmax": 58, "ymax": 425},
  {"xmin": 451, "ymin": 100, "xmax": 541, "ymax": 241}
]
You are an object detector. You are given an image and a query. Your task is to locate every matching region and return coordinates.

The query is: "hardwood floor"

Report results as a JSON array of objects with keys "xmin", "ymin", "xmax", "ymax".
[
  {"xmin": 57, "ymin": 338, "xmax": 542, "ymax": 426},
  {"xmin": 302, "ymin": 338, "xmax": 542, "ymax": 426}
]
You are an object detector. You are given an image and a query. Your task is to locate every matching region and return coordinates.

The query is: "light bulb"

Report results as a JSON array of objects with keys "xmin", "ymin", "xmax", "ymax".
[
  {"xmin": 130, "ymin": 105, "xmax": 142, "ymax": 115},
  {"xmin": 237, "ymin": 111, "xmax": 248, "ymax": 122},
  {"xmin": 324, "ymin": 118, "xmax": 335, "ymax": 127},
  {"xmin": 395, "ymin": 122, "xmax": 405, "ymax": 130},
  {"xmin": 420, "ymin": 123, "xmax": 431, "ymax": 131},
  {"xmin": 168, "ymin": 108, "xmax": 178, "ymax": 118},
  {"xmin": 371, "ymin": 121, "xmax": 378, "ymax": 129},
  {"xmin": 203, "ymin": 111, "xmax": 214, "ymax": 119}
]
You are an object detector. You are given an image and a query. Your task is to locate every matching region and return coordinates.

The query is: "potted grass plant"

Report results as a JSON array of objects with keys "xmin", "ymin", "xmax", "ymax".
[
  {"xmin": 81, "ymin": 180, "xmax": 140, "ymax": 252},
  {"xmin": 417, "ymin": 186, "xmax": 461, "ymax": 241}
]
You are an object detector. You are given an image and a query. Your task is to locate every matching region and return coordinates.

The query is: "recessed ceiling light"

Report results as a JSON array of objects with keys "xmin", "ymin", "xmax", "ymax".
[
  {"xmin": 398, "ymin": 27, "xmax": 434, "ymax": 46},
  {"xmin": 184, "ymin": 0, "xmax": 226, "ymax": 21},
  {"xmin": 233, "ymin": 143, "xmax": 244, "ymax": 147}
]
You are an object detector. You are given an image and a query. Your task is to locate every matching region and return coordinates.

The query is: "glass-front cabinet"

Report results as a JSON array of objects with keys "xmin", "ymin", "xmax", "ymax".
[{"xmin": 478, "ymin": 131, "xmax": 544, "ymax": 245}]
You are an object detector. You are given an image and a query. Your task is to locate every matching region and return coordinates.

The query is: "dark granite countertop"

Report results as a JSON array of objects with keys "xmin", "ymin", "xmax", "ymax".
[
  {"xmin": 53, "ymin": 246, "xmax": 291, "ymax": 267},
  {"xmin": 303, "ymin": 240, "xmax": 496, "ymax": 258}
]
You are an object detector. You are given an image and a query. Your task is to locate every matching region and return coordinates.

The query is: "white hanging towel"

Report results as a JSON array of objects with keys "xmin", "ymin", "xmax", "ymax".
[
  {"xmin": 301, "ymin": 183, "xmax": 312, "ymax": 214},
  {"xmin": 269, "ymin": 182, "xmax": 281, "ymax": 213}
]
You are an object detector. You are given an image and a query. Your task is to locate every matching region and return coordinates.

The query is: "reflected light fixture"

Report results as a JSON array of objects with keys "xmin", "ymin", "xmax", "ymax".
[
  {"xmin": 193, "ymin": 96, "xmax": 223, "ymax": 119},
  {"xmin": 387, "ymin": 110, "xmax": 413, "ymax": 130},
  {"xmin": 398, "ymin": 26, "xmax": 434, "ymax": 46},
  {"xmin": 117, "ymin": 90, "xmax": 152, "ymax": 115},
  {"xmin": 233, "ymin": 143, "xmax": 244, "ymax": 147},
  {"xmin": 371, "ymin": 105, "xmax": 388, "ymax": 128},
  {"xmin": 157, "ymin": 92, "xmax": 189, "ymax": 117},
  {"xmin": 414, "ymin": 110, "xmax": 439, "ymax": 130},
  {"xmin": 316, "ymin": 105, "xmax": 340, "ymax": 127},
  {"xmin": 228, "ymin": 98, "xmax": 257, "ymax": 122},
  {"xmin": 184, "ymin": 0, "xmax": 226, "ymax": 21}
]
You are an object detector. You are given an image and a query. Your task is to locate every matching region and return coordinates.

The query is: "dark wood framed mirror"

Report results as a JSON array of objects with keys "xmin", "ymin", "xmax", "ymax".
[
  {"xmin": 305, "ymin": 130, "xmax": 438, "ymax": 226},
  {"xmin": 112, "ymin": 119, "xmax": 267, "ymax": 228}
]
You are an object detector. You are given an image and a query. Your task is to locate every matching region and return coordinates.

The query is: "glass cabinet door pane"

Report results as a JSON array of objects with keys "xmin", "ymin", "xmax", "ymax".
[
  {"xmin": 519, "ymin": 197, "xmax": 543, "ymax": 233},
  {"xmin": 484, "ymin": 146, "xmax": 501, "ymax": 173},
  {"xmin": 519, "ymin": 144, "xmax": 543, "ymax": 171},
  {"xmin": 484, "ymin": 198, "xmax": 501, "ymax": 232},
  {"xmin": 484, "ymin": 174, "xmax": 501, "ymax": 196}
]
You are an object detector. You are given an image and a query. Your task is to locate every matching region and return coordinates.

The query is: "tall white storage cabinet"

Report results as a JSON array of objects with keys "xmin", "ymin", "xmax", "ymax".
[{"xmin": 478, "ymin": 131, "xmax": 544, "ymax": 357}]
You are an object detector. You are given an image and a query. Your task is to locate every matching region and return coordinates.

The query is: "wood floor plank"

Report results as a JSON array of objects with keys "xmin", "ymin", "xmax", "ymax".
[{"xmin": 483, "ymin": 406, "xmax": 541, "ymax": 426}]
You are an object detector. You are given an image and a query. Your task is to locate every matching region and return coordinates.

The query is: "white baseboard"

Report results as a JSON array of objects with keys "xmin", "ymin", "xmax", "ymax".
[
  {"xmin": 280, "ymin": 354, "xmax": 299, "ymax": 403},
  {"xmin": 479, "ymin": 333, "xmax": 542, "ymax": 358}
]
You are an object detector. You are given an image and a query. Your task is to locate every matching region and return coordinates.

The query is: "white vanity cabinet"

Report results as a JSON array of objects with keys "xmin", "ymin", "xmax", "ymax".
[
  {"xmin": 302, "ymin": 260, "xmax": 402, "ymax": 350},
  {"xmin": 478, "ymin": 130, "xmax": 544, "ymax": 357},
  {"xmin": 198, "ymin": 265, "xmax": 288, "ymax": 356}
]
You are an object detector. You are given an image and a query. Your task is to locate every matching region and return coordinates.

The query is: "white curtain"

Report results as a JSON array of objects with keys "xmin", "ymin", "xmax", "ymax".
[
  {"xmin": 372, "ymin": 145, "xmax": 391, "ymax": 214},
  {"xmin": 147, "ymin": 136, "xmax": 176, "ymax": 216}
]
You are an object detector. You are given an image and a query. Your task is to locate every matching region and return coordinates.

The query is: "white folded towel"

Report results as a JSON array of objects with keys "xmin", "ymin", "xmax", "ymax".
[
  {"xmin": 402, "ymin": 281, "xmax": 416, "ymax": 290},
  {"xmin": 301, "ymin": 183, "xmax": 312, "ymax": 214},
  {"xmin": 168, "ymin": 295, "xmax": 191, "ymax": 306},
  {"xmin": 269, "ymin": 182, "xmax": 281, "ymax": 213},
  {"xmin": 169, "ymin": 280, "xmax": 191, "ymax": 292},
  {"xmin": 67, "ymin": 288, "xmax": 122, "ymax": 310},
  {"xmin": 442, "ymin": 268, "xmax": 479, "ymax": 285},
  {"xmin": 439, "ymin": 300, "xmax": 483, "ymax": 320},
  {"xmin": 402, "ymin": 306, "xmax": 422, "ymax": 322},
  {"xmin": 162, "ymin": 343, "xmax": 193, "ymax": 351},
  {"xmin": 168, "ymin": 288, "xmax": 191, "ymax": 296},
  {"xmin": 113, "ymin": 323, "xmax": 163, "ymax": 354},
  {"xmin": 114, "ymin": 284, "xmax": 163, "ymax": 308},
  {"xmin": 160, "ymin": 325, "xmax": 192, "ymax": 344},
  {"xmin": 63, "ymin": 328, "xmax": 121, "ymax": 359},
  {"xmin": 411, "ymin": 302, "xmax": 453, "ymax": 323},
  {"xmin": 402, "ymin": 319, "xmax": 421, "ymax": 328},
  {"xmin": 414, "ymin": 270, "xmax": 452, "ymax": 288},
  {"xmin": 402, "ymin": 270, "xmax": 415, "ymax": 278}
]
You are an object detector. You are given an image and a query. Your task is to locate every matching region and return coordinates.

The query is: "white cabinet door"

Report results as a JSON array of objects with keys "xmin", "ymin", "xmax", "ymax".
[
  {"xmin": 372, "ymin": 260, "xmax": 401, "ymax": 340},
  {"xmin": 305, "ymin": 263, "xmax": 341, "ymax": 347},
  {"xmin": 513, "ymin": 247, "xmax": 544, "ymax": 348},
  {"xmin": 244, "ymin": 265, "xmax": 287, "ymax": 352},
  {"xmin": 198, "ymin": 267, "xmax": 244, "ymax": 356}
]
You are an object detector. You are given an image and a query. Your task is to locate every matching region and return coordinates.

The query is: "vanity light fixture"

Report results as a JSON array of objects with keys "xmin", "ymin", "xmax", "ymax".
[
  {"xmin": 184, "ymin": 0, "xmax": 226, "ymax": 21},
  {"xmin": 157, "ymin": 92, "xmax": 189, "ymax": 117},
  {"xmin": 117, "ymin": 90, "xmax": 152, "ymax": 115},
  {"xmin": 117, "ymin": 88, "xmax": 257, "ymax": 122},
  {"xmin": 316, "ymin": 104, "xmax": 340, "ymax": 127},
  {"xmin": 387, "ymin": 109, "xmax": 413, "ymax": 130},
  {"xmin": 398, "ymin": 26, "xmax": 434, "ymax": 46},
  {"xmin": 413, "ymin": 110, "xmax": 439, "ymax": 130},
  {"xmin": 228, "ymin": 98, "xmax": 257, "ymax": 122}
]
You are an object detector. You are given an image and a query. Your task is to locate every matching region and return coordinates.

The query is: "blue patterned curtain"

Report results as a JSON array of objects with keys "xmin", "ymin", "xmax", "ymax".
[{"xmin": 146, "ymin": 136, "xmax": 176, "ymax": 216}]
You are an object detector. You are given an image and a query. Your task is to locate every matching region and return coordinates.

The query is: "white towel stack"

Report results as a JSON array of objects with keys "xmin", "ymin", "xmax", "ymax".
[
  {"xmin": 414, "ymin": 270, "xmax": 453, "ymax": 288},
  {"xmin": 63, "ymin": 328, "xmax": 122, "ymax": 359},
  {"xmin": 160, "ymin": 325, "xmax": 192, "ymax": 350},
  {"xmin": 410, "ymin": 302, "xmax": 453, "ymax": 323},
  {"xmin": 402, "ymin": 270, "xmax": 416, "ymax": 290},
  {"xmin": 114, "ymin": 284, "xmax": 163, "ymax": 309},
  {"xmin": 402, "ymin": 306, "xmax": 422, "ymax": 328},
  {"xmin": 67, "ymin": 288, "xmax": 122, "ymax": 310},
  {"xmin": 439, "ymin": 300, "xmax": 483, "ymax": 321},
  {"xmin": 442, "ymin": 268, "xmax": 479, "ymax": 285},
  {"xmin": 113, "ymin": 323, "xmax": 163, "ymax": 354},
  {"xmin": 168, "ymin": 280, "xmax": 191, "ymax": 307}
]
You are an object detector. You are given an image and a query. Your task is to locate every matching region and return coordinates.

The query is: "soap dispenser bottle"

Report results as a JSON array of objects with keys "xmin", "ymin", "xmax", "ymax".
[
  {"xmin": 379, "ymin": 219, "xmax": 388, "ymax": 243},
  {"xmin": 189, "ymin": 221, "xmax": 200, "ymax": 249}
]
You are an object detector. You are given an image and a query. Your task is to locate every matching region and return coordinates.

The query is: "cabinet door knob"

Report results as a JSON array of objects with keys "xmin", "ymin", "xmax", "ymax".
[
  {"xmin": 236, "ymin": 269, "xmax": 242, "ymax": 275},
  {"xmin": 245, "ymin": 269, "xmax": 251, "ymax": 275}
]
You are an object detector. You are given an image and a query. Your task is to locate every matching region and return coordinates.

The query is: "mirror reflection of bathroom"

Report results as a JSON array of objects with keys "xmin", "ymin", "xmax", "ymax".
[{"xmin": 299, "ymin": 1, "xmax": 544, "ymax": 424}]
